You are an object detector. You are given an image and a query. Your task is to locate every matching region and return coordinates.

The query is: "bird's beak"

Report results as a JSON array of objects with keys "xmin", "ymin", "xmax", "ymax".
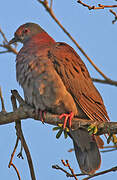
[{"xmin": 8, "ymin": 37, "xmax": 18, "ymax": 45}]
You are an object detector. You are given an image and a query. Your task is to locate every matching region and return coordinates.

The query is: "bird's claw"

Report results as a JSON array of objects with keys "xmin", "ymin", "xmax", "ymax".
[
  {"xmin": 34, "ymin": 109, "xmax": 46, "ymax": 123},
  {"xmin": 107, "ymin": 134, "xmax": 117, "ymax": 144},
  {"xmin": 59, "ymin": 112, "xmax": 74, "ymax": 129},
  {"xmin": 88, "ymin": 123, "xmax": 98, "ymax": 135}
]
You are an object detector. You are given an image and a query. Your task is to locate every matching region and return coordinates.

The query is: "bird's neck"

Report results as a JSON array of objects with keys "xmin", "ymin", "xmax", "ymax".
[{"xmin": 24, "ymin": 31, "xmax": 56, "ymax": 47}]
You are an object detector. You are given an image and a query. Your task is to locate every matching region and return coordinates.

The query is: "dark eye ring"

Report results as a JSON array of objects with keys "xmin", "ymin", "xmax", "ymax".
[{"xmin": 23, "ymin": 28, "xmax": 29, "ymax": 34}]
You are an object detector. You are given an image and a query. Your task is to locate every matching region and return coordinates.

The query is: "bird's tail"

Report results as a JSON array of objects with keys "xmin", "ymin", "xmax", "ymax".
[{"xmin": 69, "ymin": 128, "xmax": 101, "ymax": 175}]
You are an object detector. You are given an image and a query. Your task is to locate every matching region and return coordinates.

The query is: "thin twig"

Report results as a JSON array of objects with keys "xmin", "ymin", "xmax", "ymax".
[
  {"xmin": 92, "ymin": 78, "xmax": 117, "ymax": 87},
  {"xmin": 0, "ymin": 87, "xmax": 6, "ymax": 112},
  {"xmin": 68, "ymin": 148, "xmax": 74, "ymax": 152},
  {"xmin": 53, "ymin": 160, "xmax": 117, "ymax": 179},
  {"xmin": 77, "ymin": 1, "xmax": 117, "ymax": 10},
  {"xmin": 11, "ymin": 94, "xmax": 24, "ymax": 158},
  {"xmin": 0, "ymin": 27, "xmax": 18, "ymax": 55},
  {"xmin": 103, "ymin": 145, "xmax": 117, "ymax": 149},
  {"xmin": 65, "ymin": 160, "xmax": 79, "ymax": 180},
  {"xmin": 62, "ymin": 159, "xmax": 85, "ymax": 177},
  {"xmin": 68, "ymin": 145, "xmax": 117, "ymax": 153},
  {"xmin": 11, "ymin": 91, "xmax": 36, "ymax": 180},
  {"xmin": 17, "ymin": 144, "xmax": 24, "ymax": 159},
  {"xmin": 10, "ymin": 162, "xmax": 21, "ymax": 180},
  {"xmin": 18, "ymin": 122, "xmax": 36, "ymax": 180},
  {"xmin": 52, "ymin": 160, "xmax": 84, "ymax": 178},
  {"xmin": 0, "ymin": 50, "xmax": 9, "ymax": 54},
  {"xmin": 38, "ymin": 0, "xmax": 110, "ymax": 81},
  {"xmin": 8, "ymin": 137, "xmax": 19, "ymax": 168},
  {"xmin": 8, "ymin": 137, "xmax": 21, "ymax": 180},
  {"xmin": 11, "ymin": 90, "xmax": 25, "ymax": 105},
  {"xmin": 9, "ymin": 94, "xmax": 22, "ymax": 179},
  {"xmin": 82, "ymin": 166, "xmax": 117, "ymax": 180},
  {"xmin": 52, "ymin": 165, "xmax": 72, "ymax": 177},
  {"xmin": 110, "ymin": 9, "xmax": 117, "ymax": 24},
  {"xmin": 101, "ymin": 148, "xmax": 117, "ymax": 153},
  {"xmin": 0, "ymin": 44, "xmax": 18, "ymax": 55},
  {"xmin": 0, "ymin": 27, "xmax": 8, "ymax": 43},
  {"xmin": 50, "ymin": 0, "xmax": 53, "ymax": 10}
]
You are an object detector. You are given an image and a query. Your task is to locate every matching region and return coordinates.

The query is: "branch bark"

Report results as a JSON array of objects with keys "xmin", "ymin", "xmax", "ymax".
[
  {"xmin": 77, "ymin": 1, "xmax": 117, "ymax": 10},
  {"xmin": 0, "ymin": 90, "xmax": 117, "ymax": 136},
  {"xmin": 92, "ymin": 78, "xmax": 117, "ymax": 87}
]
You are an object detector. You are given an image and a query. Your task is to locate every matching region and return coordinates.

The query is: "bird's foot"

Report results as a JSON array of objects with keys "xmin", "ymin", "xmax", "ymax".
[
  {"xmin": 107, "ymin": 134, "xmax": 117, "ymax": 144},
  {"xmin": 59, "ymin": 112, "xmax": 74, "ymax": 129},
  {"xmin": 34, "ymin": 109, "xmax": 46, "ymax": 123},
  {"xmin": 88, "ymin": 123, "xmax": 98, "ymax": 135},
  {"xmin": 39, "ymin": 110, "xmax": 46, "ymax": 123}
]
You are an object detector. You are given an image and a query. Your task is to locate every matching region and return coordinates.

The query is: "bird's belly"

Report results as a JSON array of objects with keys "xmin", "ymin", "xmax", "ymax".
[{"xmin": 22, "ymin": 71, "xmax": 78, "ymax": 115}]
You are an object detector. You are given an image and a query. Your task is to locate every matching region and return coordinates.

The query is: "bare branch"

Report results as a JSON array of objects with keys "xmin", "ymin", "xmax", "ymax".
[
  {"xmin": 62, "ymin": 160, "xmax": 79, "ymax": 180},
  {"xmin": 0, "ymin": 44, "xmax": 18, "ymax": 55},
  {"xmin": 10, "ymin": 163, "xmax": 21, "ymax": 180},
  {"xmin": 110, "ymin": 9, "xmax": 117, "ymax": 24},
  {"xmin": 0, "ymin": 50, "xmax": 9, "ymax": 54},
  {"xmin": 0, "ymin": 27, "xmax": 18, "ymax": 55},
  {"xmin": 7, "ymin": 92, "xmax": 22, "ymax": 179},
  {"xmin": 0, "ymin": 90, "xmax": 117, "ymax": 136},
  {"xmin": 92, "ymin": 78, "xmax": 117, "ymax": 87},
  {"xmin": 52, "ymin": 164, "xmax": 72, "ymax": 178},
  {"xmin": 52, "ymin": 160, "xmax": 84, "ymax": 178},
  {"xmin": 11, "ymin": 91, "xmax": 36, "ymax": 180},
  {"xmin": 18, "ymin": 121, "xmax": 36, "ymax": 180},
  {"xmin": 0, "ymin": 87, "xmax": 6, "ymax": 112},
  {"xmin": 50, "ymin": 0, "xmax": 53, "ymax": 10},
  {"xmin": 0, "ymin": 27, "xmax": 8, "ymax": 43},
  {"xmin": 8, "ymin": 138, "xmax": 19, "ymax": 168},
  {"xmin": 53, "ymin": 160, "xmax": 117, "ymax": 179},
  {"xmin": 77, "ymin": 1, "xmax": 117, "ymax": 10},
  {"xmin": 82, "ymin": 166, "xmax": 117, "ymax": 180}
]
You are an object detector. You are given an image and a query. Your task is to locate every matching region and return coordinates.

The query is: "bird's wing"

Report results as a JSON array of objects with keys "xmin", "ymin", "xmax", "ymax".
[{"xmin": 49, "ymin": 42, "xmax": 110, "ymax": 122}]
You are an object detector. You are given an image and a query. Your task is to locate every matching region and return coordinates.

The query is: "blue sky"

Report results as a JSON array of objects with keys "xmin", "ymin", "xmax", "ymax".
[{"xmin": 0, "ymin": 0, "xmax": 117, "ymax": 179}]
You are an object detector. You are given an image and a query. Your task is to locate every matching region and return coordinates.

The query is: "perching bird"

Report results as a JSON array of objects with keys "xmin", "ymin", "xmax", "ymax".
[{"xmin": 9, "ymin": 23, "xmax": 110, "ymax": 175}]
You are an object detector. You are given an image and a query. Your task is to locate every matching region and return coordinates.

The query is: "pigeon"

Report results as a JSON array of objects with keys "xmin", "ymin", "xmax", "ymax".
[{"xmin": 9, "ymin": 22, "xmax": 110, "ymax": 174}]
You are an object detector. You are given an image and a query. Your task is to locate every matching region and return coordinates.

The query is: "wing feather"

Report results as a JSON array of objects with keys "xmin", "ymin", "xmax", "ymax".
[{"xmin": 50, "ymin": 42, "xmax": 109, "ymax": 122}]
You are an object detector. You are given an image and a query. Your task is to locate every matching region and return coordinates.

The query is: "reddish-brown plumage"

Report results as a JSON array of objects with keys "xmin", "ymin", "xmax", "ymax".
[{"xmin": 9, "ymin": 22, "xmax": 110, "ymax": 175}]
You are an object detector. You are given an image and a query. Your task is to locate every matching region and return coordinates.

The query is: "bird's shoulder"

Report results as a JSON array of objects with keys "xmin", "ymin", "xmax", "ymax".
[{"xmin": 49, "ymin": 42, "xmax": 91, "ymax": 79}]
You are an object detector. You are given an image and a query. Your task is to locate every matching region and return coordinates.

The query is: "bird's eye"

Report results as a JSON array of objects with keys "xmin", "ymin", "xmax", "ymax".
[{"xmin": 23, "ymin": 28, "xmax": 29, "ymax": 34}]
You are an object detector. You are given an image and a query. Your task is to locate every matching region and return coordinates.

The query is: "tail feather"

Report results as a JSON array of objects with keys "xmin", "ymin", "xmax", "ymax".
[{"xmin": 69, "ymin": 128, "xmax": 101, "ymax": 174}]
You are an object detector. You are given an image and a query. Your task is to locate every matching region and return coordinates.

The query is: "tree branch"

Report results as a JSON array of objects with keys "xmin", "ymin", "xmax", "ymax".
[
  {"xmin": 110, "ymin": 9, "xmax": 117, "ymax": 24},
  {"xmin": 77, "ymin": 1, "xmax": 117, "ymax": 10},
  {"xmin": 92, "ymin": 78, "xmax": 117, "ymax": 87},
  {"xmin": 82, "ymin": 166, "xmax": 117, "ymax": 180},
  {"xmin": 0, "ymin": 43, "xmax": 18, "ymax": 55},
  {"xmin": 61, "ymin": 160, "xmax": 79, "ymax": 180},
  {"xmin": 53, "ymin": 160, "xmax": 117, "ymax": 179},
  {"xmin": 0, "ymin": 27, "xmax": 18, "ymax": 55},
  {"xmin": 0, "ymin": 90, "xmax": 117, "ymax": 136},
  {"xmin": 9, "ymin": 91, "xmax": 36, "ymax": 180}
]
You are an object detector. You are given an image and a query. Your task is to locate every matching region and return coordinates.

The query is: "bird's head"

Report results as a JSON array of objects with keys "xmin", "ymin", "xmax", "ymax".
[{"xmin": 9, "ymin": 23, "xmax": 44, "ymax": 44}]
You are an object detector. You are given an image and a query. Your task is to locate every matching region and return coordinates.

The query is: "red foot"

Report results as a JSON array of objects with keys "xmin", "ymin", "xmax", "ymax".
[
  {"xmin": 39, "ymin": 110, "xmax": 46, "ymax": 123},
  {"xmin": 35, "ymin": 109, "xmax": 46, "ymax": 123},
  {"xmin": 59, "ymin": 112, "xmax": 74, "ymax": 129}
]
